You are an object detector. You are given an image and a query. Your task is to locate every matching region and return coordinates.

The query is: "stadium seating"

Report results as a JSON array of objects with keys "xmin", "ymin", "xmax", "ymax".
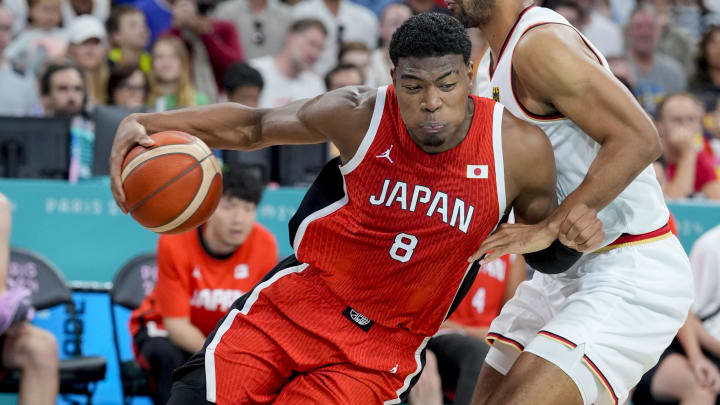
[
  {"xmin": 109, "ymin": 253, "xmax": 157, "ymax": 404},
  {"xmin": 0, "ymin": 248, "xmax": 107, "ymax": 403}
]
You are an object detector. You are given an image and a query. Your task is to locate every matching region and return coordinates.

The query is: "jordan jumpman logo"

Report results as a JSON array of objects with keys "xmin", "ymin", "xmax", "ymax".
[{"xmin": 376, "ymin": 145, "xmax": 394, "ymax": 163}]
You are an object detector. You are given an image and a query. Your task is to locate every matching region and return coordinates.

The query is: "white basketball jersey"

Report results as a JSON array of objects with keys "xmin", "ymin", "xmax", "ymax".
[{"xmin": 484, "ymin": 6, "xmax": 668, "ymax": 246}]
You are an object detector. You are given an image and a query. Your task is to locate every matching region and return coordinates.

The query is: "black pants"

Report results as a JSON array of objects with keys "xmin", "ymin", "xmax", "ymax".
[
  {"xmin": 134, "ymin": 327, "xmax": 192, "ymax": 405},
  {"xmin": 426, "ymin": 333, "xmax": 490, "ymax": 405}
]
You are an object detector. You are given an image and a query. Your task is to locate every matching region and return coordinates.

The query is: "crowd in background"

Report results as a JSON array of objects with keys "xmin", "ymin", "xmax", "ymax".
[{"xmin": 2, "ymin": 0, "xmax": 720, "ymax": 404}]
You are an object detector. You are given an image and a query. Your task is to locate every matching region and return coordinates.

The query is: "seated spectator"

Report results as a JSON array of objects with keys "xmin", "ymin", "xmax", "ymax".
[
  {"xmin": 627, "ymin": 4, "xmax": 688, "ymax": 115},
  {"xmin": 0, "ymin": 193, "xmax": 59, "ymax": 405},
  {"xmin": 649, "ymin": 0, "xmax": 698, "ymax": 75},
  {"xmin": 5, "ymin": 0, "xmax": 67, "ymax": 74},
  {"xmin": 249, "ymin": 19, "xmax": 326, "ymax": 108},
  {"xmin": 221, "ymin": 62, "xmax": 263, "ymax": 107},
  {"xmin": 129, "ymin": 167, "xmax": 278, "ymax": 405},
  {"xmin": 130, "ymin": 0, "xmax": 172, "ymax": 46},
  {"xmin": 656, "ymin": 92, "xmax": 720, "ymax": 199},
  {"xmin": 40, "ymin": 60, "xmax": 96, "ymax": 182},
  {"xmin": 368, "ymin": 3, "xmax": 412, "ymax": 87},
  {"xmin": 292, "ymin": 0, "xmax": 378, "ymax": 75},
  {"xmin": 608, "ymin": 55, "xmax": 638, "ymax": 93},
  {"xmin": 107, "ymin": 65, "xmax": 149, "ymax": 109},
  {"xmin": 547, "ymin": 0, "xmax": 624, "ymax": 58},
  {"xmin": 690, "ymin": 26, "xmax": 720, "ymax": 112},
  {"xmin": 148, "ymin": 36, "xmax": 209, "ymax": 111},
  {"xmin": 409, "ymin": 255, "xmax": 526, "ymax": 405},
  {"xmin": 325, "ymin": 63, "xmax": 364, "ymax": 90},
  {"xmin": 0, "ymin": 4, "xmax": 41, "ymax": 116},
  {"xmin": 338, "ymin": 41, "xmax": 371, "ymax": 83},
  {"xmin": 61, "ymin": 0, "xmax": 109, "ymax": 26},
  {"xmin": 690, "ymin": 224, "xmax": 720, "ymax": 346},
  {"xmin": 67, "ymin": 15, "xmax": 110, "ymax": 105},
  {"xmin": 164, "ymin": 0, "xmax": 244, "ymax": 102},
  {"xmin": 106, "ymin": 5, "xmax": 151, "ymax": 74},
  {"xmin": 212, "ymin": 0, "xmax": 292, "ymax": 60}
]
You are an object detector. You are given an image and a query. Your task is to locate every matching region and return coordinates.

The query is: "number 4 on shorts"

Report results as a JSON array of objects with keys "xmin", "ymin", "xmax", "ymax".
[{"xmin": 389, "ymin": 233, "xmax": 418, "ymax": 263}]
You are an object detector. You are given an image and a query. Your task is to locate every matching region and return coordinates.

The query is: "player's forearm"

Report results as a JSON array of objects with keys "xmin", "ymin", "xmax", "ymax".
[
  {"xmin": 549, "ymin": 132, "xmax": 660, "ymax": 225},
  {"xmin": 134, "ymin": 103, "xmax": 262, "ymax": 150},
  {"xmin": 664, "ymin": 152, "xmax": 698, "ymax": 199}
]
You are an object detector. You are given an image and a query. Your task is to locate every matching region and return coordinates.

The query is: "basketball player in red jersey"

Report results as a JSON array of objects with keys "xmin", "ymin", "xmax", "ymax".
[
  {"xmin": 108, "ymin": 13, "xmax": 603, "ymax": 404},
  {"xmin": 447, "ymin": 1, "xmax": 694, "ymax": 405}
]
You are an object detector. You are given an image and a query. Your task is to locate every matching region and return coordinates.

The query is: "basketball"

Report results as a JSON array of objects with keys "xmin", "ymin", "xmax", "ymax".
[{"xmin": 120, "ymin": 131, "xmax": 223, "ymax": 234}]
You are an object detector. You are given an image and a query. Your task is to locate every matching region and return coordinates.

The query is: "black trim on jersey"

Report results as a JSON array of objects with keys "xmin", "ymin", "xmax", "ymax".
[
  {"xmin": 171, "ymin": 254, "xmax": 303, "ymax": 382},
  {"xmin": 197, "ymin": 226, "xmax": 237, "ymax": 261},
  {"xmin": 489, "ymin": 4, "xmax": 535, "ymax": 80},
  {"xmin": 288, "ymin": 157, "xmax": 345, "ymax": 247},
  {"xmin": 398, "ymin": 348, "xmax": 428, "ymax": 403},
  {"xmin": 444, "ymin": 210, "xmax": 511, "ymax": 320}
]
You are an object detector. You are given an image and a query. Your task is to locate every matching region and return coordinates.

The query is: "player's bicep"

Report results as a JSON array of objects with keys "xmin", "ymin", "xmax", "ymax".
[
  {"xmin": 502, "ymin": 112, "xmax": 557, "ymax": 224},
  {"xmin": 515, "ymin": 26, "xmax": 655, "ymax": 146}
]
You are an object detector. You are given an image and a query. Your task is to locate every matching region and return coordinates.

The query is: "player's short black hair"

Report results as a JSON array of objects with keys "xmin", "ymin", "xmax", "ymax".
[
  {"xmin": 222, "ymin": 164, "xmax": 265, "ymax": 205},
  {"xmin": 389, "ymin": 12, "xmax": 471, "ymax": 67},
  {"xmin": 222, "ymin": 62, "xmax": 264, "ymax": 94}
]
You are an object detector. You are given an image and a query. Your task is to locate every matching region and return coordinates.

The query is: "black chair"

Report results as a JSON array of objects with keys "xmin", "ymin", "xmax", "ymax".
[
  {"xmin": 110, "ymin": 253, "xmax": 158, "ymax": 405},
  {"xmin": 0, "ymin": 248, "xmax": 107, "ymax": 403}
]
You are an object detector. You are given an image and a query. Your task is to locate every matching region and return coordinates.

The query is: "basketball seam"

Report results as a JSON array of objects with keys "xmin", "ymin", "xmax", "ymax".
[
  {"xmin": 126, "ymin": 153, "xmax": 213, "ymax": 215},
  {"xmin": 121, "ymin": 140, "xmax": 204, "ymax": 182},
  {"xmin": 147, "ymin": 167, "xmax": 218, "ymax": 233}
]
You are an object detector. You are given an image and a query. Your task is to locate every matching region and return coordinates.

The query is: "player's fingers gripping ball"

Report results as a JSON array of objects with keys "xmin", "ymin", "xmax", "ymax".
[{"xmin": 121, "ymin": 131, "xmax": 223, "ymax": 234}]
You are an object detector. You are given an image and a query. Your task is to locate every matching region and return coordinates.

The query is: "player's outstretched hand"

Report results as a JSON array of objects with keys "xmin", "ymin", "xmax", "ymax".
[
  {"xmin": 557, "ymin": 204, "xmax": 604, "ymax": 253},
  {"xmin": 109, "ymin": 115, "xmax": 155, "ymax": 213},
  {"xmin": 469, "ymin": 221, "xmax": 559, "ymax": 265}
]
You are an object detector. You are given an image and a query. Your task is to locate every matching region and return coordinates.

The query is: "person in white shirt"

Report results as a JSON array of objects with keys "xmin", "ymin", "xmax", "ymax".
[
  {"xmin": 249, "ymin": 18, "xmax": 326, "ymax": 108},
  {"xmin": 367, "ymin": 3, "xmax": 412, "ymax": 87},
  {"xmin": 0, "ymin": 5, "xmax": 41, "ymax": 116},
  {"xmin": 292, "ymin": 0, "xmax": 378, "ymax": 75}
]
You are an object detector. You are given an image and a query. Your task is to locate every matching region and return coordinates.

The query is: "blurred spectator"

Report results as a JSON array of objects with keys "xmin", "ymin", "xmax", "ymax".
[
  {"xmin": 633, "ymin": 313, "xmax": 720, "ymax": 405},
  {"xmin": 627, "ymin": 4, "xmax": 688, "ymax": 115},
  {"xmin": 547, "ymin": 0, "xmax": 624, "ymax": 58},
  {"xmin": 107, "ymin": 65, "xmax": 149, "ymax": 109},
  {"xmin": 61, "ymin": 0, "xmax": 109, "ymax": 26},
  {"xmin": 368, "ymin": 3, "xmax": 412, "ymax": 87},
  {"xmin": 409, "ymin": 255, "xmax": 526, "ymax": 405},
  {"xmin": 292, "ymin": 0, "xmax": 378, "ymax": 75},
  {"xmin": 338, "ymin": 41, "xmax": 371, "ymax": 83},
  {"xmin": 648, "ymin": 0, "xmax": 698, "ymax": 75},
  {"xmin": 130, "ymin": 0, "xmax": 172, "ymax": 46},
  {"xmin": 221, "ymin": 62, "xmax": 263, "ymax": 106},
  {"xmin": 164, "ymin": 0, "xmax": 244, "ymax": 102},
  {"xmin": 5, "ymin": 0, "xmax": 67, "ymax": 74},
  {"xmin": 129, "ymin": 167, "xmax": 278, "ymax": 405},
  {"xmin": 0, "ymin": 193, "xmax": 59, "ymax": 405},
  {"xmin": 2, "ymin": 0, "xmax": 29, "ymax": 37},
  {"xmin": 691, "ymin": 25, "xmax": 720, "ymax": 112},
  {"xmin": 610, "ymin": 0, "xmax": 635, "ymax": 25},
  {"xmin": 608, "ymin": 55, "xmax": 637, "ymax": 93},
  {"xmin": 40, "ymin": 60, "xmax": 96, "ymax": 182},
  {"xmin": 690, "ymin": 224, "xmax": 720, "ymax": 345},
  {"xmin": 0, "ymin": 4, "xmax": 41, "ymax": 116},
  {"xmin": 148, "ymin": 36, "xmax": 209, "ymax": 110},
  {"xmin": 213, "ymin": 0, "xmax": 292, "ymax": 60},
  {"xmin": 325, "ymin": 63, "xmax": 364, "ymax": 90},
  {"xmin": 656, "ymin": 92, "xmax": 720, "ymax": 199},
  {"xmin": 107, "ymin": 5, "xmax": 152, "ymax": 74},
  {"xmin": 249, "ymin": 19, "xmax": 326, "ymax": 108},
  {"xmin": 67, "ymin": 15, "xmax": 109, "ymax": 105}
]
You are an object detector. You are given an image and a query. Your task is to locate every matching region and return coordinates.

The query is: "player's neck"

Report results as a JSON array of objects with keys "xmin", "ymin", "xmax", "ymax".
[{"xmin": 482, "ymin": 1, "xmax": 530, "ymax": 62}]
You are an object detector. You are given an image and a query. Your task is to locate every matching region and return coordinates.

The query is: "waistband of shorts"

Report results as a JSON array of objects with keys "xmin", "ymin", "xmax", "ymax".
[
  {"xmin": 594, "ymin": 223, "xmax": 672, "ymax": 253},
  {"xmin": 298, "ymin": 265, "xmax": 427, "ymax": 348}
]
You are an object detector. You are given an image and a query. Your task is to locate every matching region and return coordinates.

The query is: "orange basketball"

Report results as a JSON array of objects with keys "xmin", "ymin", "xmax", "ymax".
[{"xmin": 121, "ymin": 131, "xmax": 223, "ymax": 234}]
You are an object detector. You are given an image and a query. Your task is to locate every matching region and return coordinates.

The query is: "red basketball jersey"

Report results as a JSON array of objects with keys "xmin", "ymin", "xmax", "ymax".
[
  {"xmin": 449, "ymin": 255, "xmax": 512, "ymax": 328},
  {"xmin": 291, "ymin": 85, "xmax": 506, "ymax": 335}
]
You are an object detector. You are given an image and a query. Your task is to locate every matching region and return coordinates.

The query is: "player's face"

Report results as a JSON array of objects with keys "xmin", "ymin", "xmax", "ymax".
[
  {"xmin": 207, "ymin": 196, "xmax": 257, "ymax": 248},
  {"xmin": 446, "ymin": 0, "xmax": 495, "ymax": 28},
  {"xmin": 393, "ymin": 54, "xmax": 473, "ymax": 154}
]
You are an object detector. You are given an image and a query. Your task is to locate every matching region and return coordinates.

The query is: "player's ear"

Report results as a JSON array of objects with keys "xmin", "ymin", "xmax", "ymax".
[{"xmin": 466, "ymin": 61, "xmax": 474, "ymax": 82}]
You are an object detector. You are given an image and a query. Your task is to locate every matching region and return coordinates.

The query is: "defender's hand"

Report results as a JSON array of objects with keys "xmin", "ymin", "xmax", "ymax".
[
  {"xmin": 469, "ymin": 221, "xmax": 558, "ymax": 264},
  {"xmin": 557, "ymin": 204, "xmax": 604, "ymax": 252},
  {"xmin": 109, "ymin": 115, "xmax": 154, "ymax": 213}
]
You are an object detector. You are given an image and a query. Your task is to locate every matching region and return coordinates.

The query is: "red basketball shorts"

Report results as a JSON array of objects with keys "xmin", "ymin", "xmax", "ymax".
[{"xmin": 203, "ymin": 260, "xmax": 429, "ymax": 404}]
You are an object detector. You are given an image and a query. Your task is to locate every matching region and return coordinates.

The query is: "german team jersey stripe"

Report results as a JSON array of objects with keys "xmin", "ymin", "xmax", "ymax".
[
  {"xmin": 485, "ymin": 332, "xmax": 525, "ymax": 352},
  {"xmin": 537, "ymin": 330, "xmax": 619, "ymax": 405},
  {"xmin": 595, "ymin": 223, "xmax": 672, "ymax": 253}
]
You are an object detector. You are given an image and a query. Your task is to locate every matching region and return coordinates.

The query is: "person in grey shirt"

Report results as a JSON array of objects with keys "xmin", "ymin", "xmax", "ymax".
[
  {"xmin": 627, "ymin": 4, "xmax": 688, "ymax": 115},
  {"xmin": 213, "ymin": 0, "xmax": 292, "ymax": 60},
  {"xmin": 0, "ymin": 4, "xmax": 41, "ymax": 116}
]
